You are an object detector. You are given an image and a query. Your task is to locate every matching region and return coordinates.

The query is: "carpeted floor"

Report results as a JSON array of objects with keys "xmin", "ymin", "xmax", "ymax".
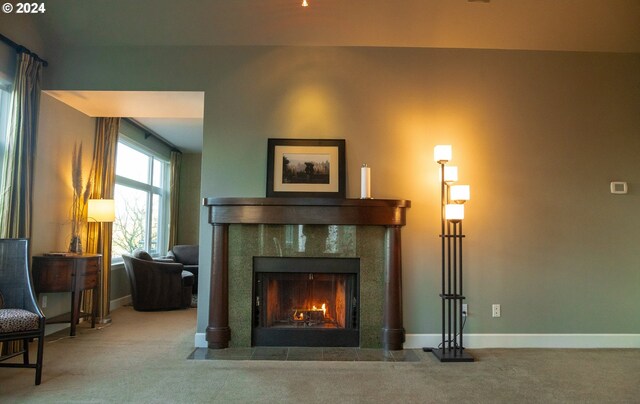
[{"xmin": 1, "ymin": 306, "xmax": 638, "ymax": 403}]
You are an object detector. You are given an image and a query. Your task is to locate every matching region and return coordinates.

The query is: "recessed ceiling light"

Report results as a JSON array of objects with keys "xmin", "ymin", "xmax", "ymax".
[{"xmin": 302, "ymin": 0, "xmax": 308, "ymax": 6}]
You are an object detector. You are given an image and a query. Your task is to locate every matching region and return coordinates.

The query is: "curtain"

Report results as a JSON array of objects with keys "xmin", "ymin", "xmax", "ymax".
[
  {"xmin": 168, "ymin": 150, "xmax": 182, "ymax": 249},
  {"xmin": 84, "ymin": 117, "xmax": 120, "ymax": 321},
  {"xmin": 0, "ymin": 52, "xmax": 43, "ymax": 238}
]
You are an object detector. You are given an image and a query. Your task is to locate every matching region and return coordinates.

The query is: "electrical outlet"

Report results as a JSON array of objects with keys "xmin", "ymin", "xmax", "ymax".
[
  {"xmin": 492, "ymin": 304, "xmax": 501, "ymax": 318},
  {"xmin": 462, "ymin": 304, "xmax": 468, "ymax": 316},
  {"xmin": 41, "ymin": 295, "xmax": 47, "ymax": 308}
]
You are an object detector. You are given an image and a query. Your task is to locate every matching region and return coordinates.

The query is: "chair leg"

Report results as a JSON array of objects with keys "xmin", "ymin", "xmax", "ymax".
[
  {"xmin": 23, "ymin": 338, "xmax": 29, "ymax": 365},
  {"xmin": 35, "ymin": 333, "xmax": 44, "ymax": 385}
]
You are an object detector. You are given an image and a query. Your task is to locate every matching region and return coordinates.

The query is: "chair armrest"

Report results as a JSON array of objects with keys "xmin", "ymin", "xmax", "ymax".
[{"xmin": 153, "ymin": 258, "xmax": 175, "ymax": 263}]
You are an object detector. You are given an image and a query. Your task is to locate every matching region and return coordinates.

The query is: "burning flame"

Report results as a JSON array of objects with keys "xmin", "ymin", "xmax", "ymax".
[
  {"xmin": 292, "ymin": 303, "xmax": 327, "ymax": 321},
  {"xmin": 312, "ymin": 303, "xmax": 327, "ymax": 316}
]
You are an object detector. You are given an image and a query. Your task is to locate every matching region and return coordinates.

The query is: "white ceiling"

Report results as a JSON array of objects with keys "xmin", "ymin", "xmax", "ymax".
[
  {"xmin": 44, "ymin": 91, "xmax": 205, "ymax": 153},
  {"xmin": 133, "ymin": 118, "xmax": 204, "ymax": 153},
  {"xmin": 28, "ymin": 1, "xmax": 640, "ymax": 152}
]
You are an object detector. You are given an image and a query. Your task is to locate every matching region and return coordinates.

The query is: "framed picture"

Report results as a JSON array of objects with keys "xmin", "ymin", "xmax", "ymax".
[{"xmin": 267, "ymin": 138, "xmax": 346, "ymax": 198}]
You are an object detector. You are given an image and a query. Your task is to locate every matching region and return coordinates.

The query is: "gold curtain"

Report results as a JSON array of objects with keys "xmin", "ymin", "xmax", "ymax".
[
  {"xmin": 84, "ymin": 117, "xmax": 120, "ymax": 322},
  {"xmin": 0, "ymin": 53, "xmax": 43, "ymax": 239},
  {"xmin": 168, "ymin": 150, "xmax": 182, "ymax": 249}
]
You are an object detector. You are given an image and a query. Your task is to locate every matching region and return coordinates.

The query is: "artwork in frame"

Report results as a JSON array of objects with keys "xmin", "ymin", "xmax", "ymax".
[{"xmin": 266, "ymin": 138, "xmax": 346, "ymax": 198}]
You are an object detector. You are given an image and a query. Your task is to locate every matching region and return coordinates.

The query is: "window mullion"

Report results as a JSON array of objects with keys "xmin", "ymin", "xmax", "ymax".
[
  {"xmin": 115, "ymin": 175, "xmax": 154, "ymax": 193},
  {"xmin": 146, "ymin": 190, "xmax": 152, "ymax": 252},
  {"xmin": 145, "ymin": 157, "xmax": 154, "ymax": 252}
]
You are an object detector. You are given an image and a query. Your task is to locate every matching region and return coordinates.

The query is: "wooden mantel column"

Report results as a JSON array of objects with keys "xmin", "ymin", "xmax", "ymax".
[
  {"xmin": 203, "ymin": 197, "xmax": 411, "ymax": 350},
  {"xmin": 206, "ymin": 223, "xmax": 230, "ymax": 348},
  {"xmin": 383, "ymin": 226, "xmax": 404, "ymax": 350}
]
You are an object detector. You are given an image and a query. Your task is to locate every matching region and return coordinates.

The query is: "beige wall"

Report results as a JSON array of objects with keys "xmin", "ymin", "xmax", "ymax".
[
  {"xmin": 31, "ymin": 93, "xmax": 96, "ymax": 319},
  {"xmin": 177, "ymin": 153, "xmax": 201, "ymax": 245},
  {"xmin": 32, "ymin": 93, "xmax": 95, "ymax": 254}
]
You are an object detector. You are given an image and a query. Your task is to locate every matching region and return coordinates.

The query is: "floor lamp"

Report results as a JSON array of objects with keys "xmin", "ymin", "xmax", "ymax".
[
  {"xmin": 427, "ymin": 145, "xmax": 474, "ymax": 362},
  {"xmin": 87, "ymin": 198, "xmax": 115, "ymax": 324}
]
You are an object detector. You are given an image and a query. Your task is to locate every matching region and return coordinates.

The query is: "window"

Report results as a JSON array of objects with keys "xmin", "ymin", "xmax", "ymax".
[
  {"xmin": 111, "ymin": 140, "xmax": 170, "ymax": 261},
  {"xmin": 0, "ymin": 84, "xmax": 12, "ymax": 202},
  {"xmin": 0, "ymin": 84, "xmax": 11, "ymax": 172}
]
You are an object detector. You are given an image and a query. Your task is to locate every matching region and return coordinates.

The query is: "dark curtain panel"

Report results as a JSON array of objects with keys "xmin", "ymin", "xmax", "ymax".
[{"xmin": 0, "ymin": 52, "xmax": 43, "ymax": 238}]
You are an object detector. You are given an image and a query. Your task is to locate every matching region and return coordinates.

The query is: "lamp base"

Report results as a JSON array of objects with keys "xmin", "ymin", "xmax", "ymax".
[{"xmin": 430, "ymin": 347, "xmax": 474, "ymax": 362}]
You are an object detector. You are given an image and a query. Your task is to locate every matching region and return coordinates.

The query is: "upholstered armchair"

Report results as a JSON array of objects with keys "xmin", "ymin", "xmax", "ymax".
[
  {"xmin": 122, "ymin": 249, "xmax": 194, "ymax": 311},
  {"xmin": 166, "ymin": 245, "xmax": 199, "ymax": 293},
  {"xmin": 0, "ymin": 239, "xmax": 45, "ymax": 385}
]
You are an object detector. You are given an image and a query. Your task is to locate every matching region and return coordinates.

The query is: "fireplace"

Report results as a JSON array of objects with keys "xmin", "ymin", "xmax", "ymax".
[
  {"xmin": 204, "ymin": 198, "xmax": 410, "ymax": 350},
  {"xmin": 252, "ymin": 257, "xmax": 359, "ymax": 347}
]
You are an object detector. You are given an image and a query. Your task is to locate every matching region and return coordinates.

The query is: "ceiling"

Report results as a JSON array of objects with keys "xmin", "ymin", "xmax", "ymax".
[
  {"xmin": 31, "ymin": 0, "xmax": 640, "ymax": 52},
  {"xmin": 44, "ymin": 91, "xmax": 205, "ymax": 153},
  {"xmin": 16, "ymin": 1, "xmax": 640, "ymax": 151}
]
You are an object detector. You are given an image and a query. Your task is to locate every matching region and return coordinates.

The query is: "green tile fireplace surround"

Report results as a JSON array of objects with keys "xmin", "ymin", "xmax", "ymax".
[
  {"xmin": 228, "ymin": 224, "xmax": 385, "ymax": 348},
  {"xmin": 203, "ymin": 198, "xmax": 411, "ymax": 351}
]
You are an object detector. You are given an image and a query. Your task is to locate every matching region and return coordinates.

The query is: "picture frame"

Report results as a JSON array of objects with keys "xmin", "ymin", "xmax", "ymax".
[{"xmin": 266, "ymin": 138, "xmax": 346, "ymax": 198}]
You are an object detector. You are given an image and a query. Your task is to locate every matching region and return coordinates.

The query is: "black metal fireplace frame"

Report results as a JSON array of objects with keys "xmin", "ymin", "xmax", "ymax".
[{"xmin": 252, "ymin": 257, "xmax": 360, "ymax": 347}]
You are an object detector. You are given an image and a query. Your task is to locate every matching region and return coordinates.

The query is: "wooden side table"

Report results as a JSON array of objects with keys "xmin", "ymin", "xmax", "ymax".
[{"xmin": 32, "ymin": 254, "xmax": 101, "ymax": 336}]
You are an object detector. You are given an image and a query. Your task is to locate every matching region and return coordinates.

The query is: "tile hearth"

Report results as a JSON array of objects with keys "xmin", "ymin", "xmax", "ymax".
[{"xmin": 188, "ymin": 347, "xmax": 421, "ymax": 362}]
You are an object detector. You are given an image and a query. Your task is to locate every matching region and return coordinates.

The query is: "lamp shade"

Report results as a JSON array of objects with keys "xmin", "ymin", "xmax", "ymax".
[
  {"xmin": 450, "ymin": 185, "xmax": 470, "ymax": 202},
  {"xmin": 439, "ymin": 166, "xmax": 458, "ymax": 183},
  {"xmin": 87, "ymin": 199, "xmax": 115, "ymax": 223},
  {"xmin": 433, "ymin": 145, "xmax": 452, "ymax": 163},
  {"xmin": 445, "ymin": 204, "xmax": 464, "ymax": 221}
]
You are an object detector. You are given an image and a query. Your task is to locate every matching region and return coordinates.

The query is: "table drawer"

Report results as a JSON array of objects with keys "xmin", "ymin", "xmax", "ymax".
[
  {"xmin": 76, "ymin": 267, "xmax": 99, "ymax": 289},
  {"xmin": 33, "ymin": 258, "xmax": 74, "ymax": 292}
]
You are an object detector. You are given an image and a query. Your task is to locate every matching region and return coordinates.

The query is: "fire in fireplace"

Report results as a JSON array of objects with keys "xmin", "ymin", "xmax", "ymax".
[{"xmin": 253, "ymin": 257, "xmax": 359, "ymax": 347}]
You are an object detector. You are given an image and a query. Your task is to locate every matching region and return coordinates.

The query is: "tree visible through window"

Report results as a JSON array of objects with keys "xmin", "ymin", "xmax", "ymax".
[{"xmin": 112, "ymin": 141, "xmax": 169, "ymax": 260}]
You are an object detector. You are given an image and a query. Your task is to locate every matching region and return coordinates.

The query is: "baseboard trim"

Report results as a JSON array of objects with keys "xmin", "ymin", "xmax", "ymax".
[
  {"xmin": 43, "ymin": 296, "xmax": 132, "ymax": 336},
  {"xmin": 110, "ymin": 295, "xmax": 132, "ymax": 311},
  {"xmin": 44, "ymin": 323, "xmax": 71, "ymax": 336},
  {"xmin": 405, "ymin": 333, "xmax": 640, "ymax": 349},
  {"xmin": 195, "ymin": 332, "xmax": 207, "ymax": 348},
  {"xmin": 194, "ymin": 332, "xmax": 639, "ymax": 349}
]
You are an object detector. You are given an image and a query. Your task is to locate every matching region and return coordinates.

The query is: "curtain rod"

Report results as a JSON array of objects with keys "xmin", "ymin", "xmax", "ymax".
[
  {"xmin": 0, "ymin": 33, "xmax": 48, "ymax": 67},
  {"xmin": 125, "ymin": 118, "xmax": 182, "ymax": 154}
]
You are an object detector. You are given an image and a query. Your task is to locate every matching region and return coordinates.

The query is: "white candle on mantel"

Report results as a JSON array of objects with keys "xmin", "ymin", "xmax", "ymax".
[{"xmin": 361, "ymin": 164, "xmax": 371, "ymax": 199}]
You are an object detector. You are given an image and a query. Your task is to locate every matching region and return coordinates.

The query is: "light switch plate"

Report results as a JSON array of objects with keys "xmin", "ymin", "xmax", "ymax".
[{"xmin": 610, "ymin": 182, "xmax": 628, "ymax": 194}]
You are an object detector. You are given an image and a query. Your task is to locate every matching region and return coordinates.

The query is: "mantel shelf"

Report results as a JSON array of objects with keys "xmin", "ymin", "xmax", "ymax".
[{"xmin": 203, "ymin": 197, "xmax": 411, "ymax": 226}]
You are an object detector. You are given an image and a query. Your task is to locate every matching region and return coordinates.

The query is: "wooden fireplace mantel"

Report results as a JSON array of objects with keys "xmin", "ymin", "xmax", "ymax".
[
  {"xmin": 203, "ymin": 197, "xmax": 411, "ymax": 350},
  {"xmin": 203, "ymin": 197, "xmax": 410, "ymax": 226}
]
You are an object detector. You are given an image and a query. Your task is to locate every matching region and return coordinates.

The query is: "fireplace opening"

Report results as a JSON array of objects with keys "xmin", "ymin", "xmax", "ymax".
[{"xmin": 252, "ymin": 257, "xmax": 359, "ymax": 347}]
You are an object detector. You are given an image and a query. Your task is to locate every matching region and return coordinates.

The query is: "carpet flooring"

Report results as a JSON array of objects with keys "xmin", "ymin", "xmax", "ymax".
[{"xmin": 1, "ymin": 306, "xmax": 638, "ymax": 403}]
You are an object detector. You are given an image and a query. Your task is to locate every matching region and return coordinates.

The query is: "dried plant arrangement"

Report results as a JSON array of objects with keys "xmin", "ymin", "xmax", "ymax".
[{"xmin": 69, "ymin": 142, "xmax": 93, "ymax": 254}]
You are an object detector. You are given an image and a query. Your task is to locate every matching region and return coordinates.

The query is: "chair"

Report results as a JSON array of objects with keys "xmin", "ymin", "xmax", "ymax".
[
  {"xmin": 122, "ymin": 249, "xmax": 193, "ymax": 311},
  {"xmin": 0, "ymin": 239, "xmax": 45, "ymax": 385},
  {"xmin": 166, "ymin": 245, "xmax": 199, "ymax": 293}
]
